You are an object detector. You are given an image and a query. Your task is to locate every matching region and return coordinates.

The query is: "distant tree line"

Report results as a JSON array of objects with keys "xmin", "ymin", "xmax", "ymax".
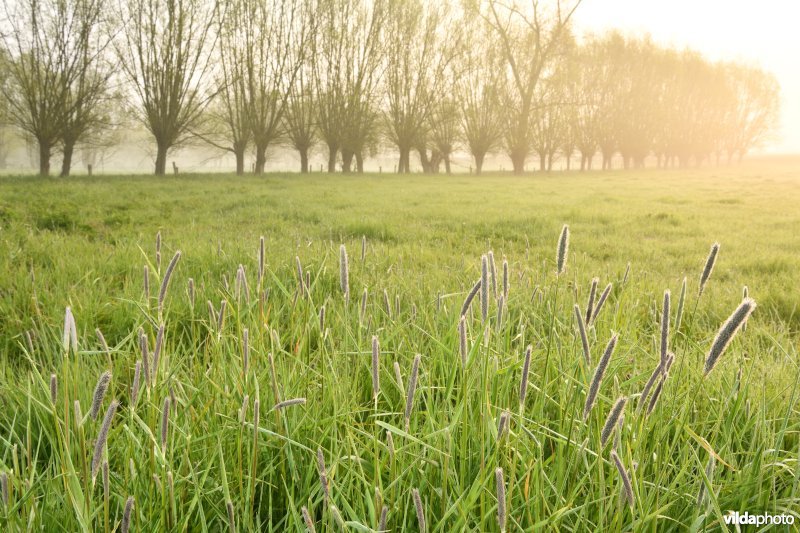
[{"xmin": 0, "ymin": 0, "xmax": 781, "ymax": 176}]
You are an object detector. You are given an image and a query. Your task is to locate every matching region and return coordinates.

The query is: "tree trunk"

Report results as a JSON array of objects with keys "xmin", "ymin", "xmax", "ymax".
[
  {"xmin": 398, "ymin": 146, "xmax": 411, "ymax": 173},
  {"xmin": 60, "ymin": 140, "xmax": 75, "ymax": 177},
  {"xmin": 444, "ymin": 155, "xmax": 451, "ymax": 175},
  {"xmin": 254, "ymin": 144, "xmax": 267, "ymax": 174},
  {"xmin": 299, "ymin": 147, "xmax": 309, "ymax": 173},
  {"xmin": 342, "ymin": 150, "xmax": 354, "ymax": 173},
  {"xmin": 475, "ymin": 151, "xmax": 486, "ymax": 175},
  {"xmin": 38, "ymin": 141, "xmax": 51, "ymax": 177},
  {"xmin": 539, "ymin": 153, "xmax": 546, "ymax": 171},
  {"xmin": 155, "ymin": 142, "xmax": 168, "ymax": 175},
  {"xmin": 510, "ymin": 151, "xmax": 526, "ymax": 174},
  {"xmin": 235, "ymin": 148, "xmax": 246, "ymax": 175},
  {"xmin": 565, "ymin": 155, "xmax": 571, "ymax": 171},
  {"xmin": 327, "ymin": 145, "xmax": 338, "ymax": 173},
  {"xmin": 355, "ymin": 151, "xmax": 364, "ymax": 173}
]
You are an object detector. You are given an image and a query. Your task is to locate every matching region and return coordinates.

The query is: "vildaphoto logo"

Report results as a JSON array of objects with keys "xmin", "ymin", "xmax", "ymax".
[{"xmin": 724, "ymin": 511, "xmax": 795, "ymax": 526}]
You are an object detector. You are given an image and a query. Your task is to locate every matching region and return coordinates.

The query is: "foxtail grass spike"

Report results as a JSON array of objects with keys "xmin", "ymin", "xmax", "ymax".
[
  {"xmin": 393, "ymin": 361, "xmax": 404, "ymax": 392},
  {"xmin": 316, "ymin": 447, "xmax": 329, "ymax": 501},
  {"xmin": 90, "ymin": 371, "xmax": 112, "ymax": 420},
  {"xmin": 383, "ymin": 289, "xmax": 392, "ymax": 318},
  {"xmin": 496, "ymin": 467, "xmax": 507, "ymax": 532},
  {"xmin": 646, "ymin": 373, "xmax": 668, "ymax": 416},
  {"xmin": 591, "ymin": 283, "xmax": 613, "ymax": 325},
  {"xmin": 372, "ymin": 336, "xmax": 380, "ymax": 400},
  {"xmin": 405, "ymin": 354, "xmax": 421, "ymax": 431},
  {"xmin": 50, "ymin": 373, "xmax": 57, "ymax": 405},
  {"xmin": 96, "ymin": 328, "xmax": 109, "ymax": 355},
  {"xmin": 143, "ymin": 266, "xmax": 150, "ymax": 300},
  {"xmin": 611, "ymin": 450, "xmax": 634, "ymax": 507},
  {"xmin": 301, "ymin": 506, "xmax": 316, "ymax": 532},
  {"xmin": 158, "ymin": 251, "xmax": 181, "ymax": 314},
  {"xmin": 556, "ymin": 224, "xmax": 570, "ymax": 275},
  {"xmin": 121, "ymin": 496, "xmax": 134, "ymax": 533},
  {"xmin": 361, "ymin": 235, "xmax": 366, "ymax": 262},
  {"xmin": 295, "ymin": 256, "xmax": 304, "ymax": 295},
  {"xmin": 360, "ymin": 289, "xmax": 368, "ymax": 323},
  {"xmin": 378, "ymin": 505, "xmax": 388, "ymax": 532},
  {"xmin": 574, "ymin": 304, "xmax": 591, "ymax": 366},
  {"xmin": 139, "ymin": 328, "xmax": 150, "ymax": 388},
  {"xmin": 152, "ymin": 323, "xmax": 164, "ymax": 380},
  {"xmin": 460, "ymin": 279, "xmax": 481, "ymax": 318},
  {"xmin": 0, "ymin": 472, "xmax": 7, "ymax": 506},
  {"xmin": 131, "ymin": 361, "xmax": 141, "ymax": 406},
  {"xmin": 226, "ymin": 500, "xmax": 236, "ymax": 533},
  {"xmin": 698, "ymin": 242, "xmax": 720, "ymax": 296},
  {"xmin": 586, "ymin": 278, "xmax": 599, "ymax": 324},
  {"xmin": 675, "ymin": 277, "xmax": 687, "ymax": 331},
  {"xmin": 637, "ymin": 360, "xmax": 665, "ymax": 412},
  {"xmin": 91, "ymin": 400, "xmax": 119, "ymax": 481},
  {"xmin": 583, "ymin": 334, "xmax": 618, "ymax": 419},
  {"xmin": 497, "ymin": 410, "xmax": 509, "ymax": 440},
  {"xmin": 601, "ymin": 396, "xmax": 627, "ymax": 446},
  {"xmin": 704, "ymin": 298, "xmax": 756, "ymax": 376},
  {"xmin": 412, "ymin": 488, "xmax": 426, "ymax": 533},
  {"xmin": 520, "ymin": 345, "xmax": 532, "ymax": 406},
  {"xmin": 274, "ymin": 398, "xmax": 306, "ymax": 410}
]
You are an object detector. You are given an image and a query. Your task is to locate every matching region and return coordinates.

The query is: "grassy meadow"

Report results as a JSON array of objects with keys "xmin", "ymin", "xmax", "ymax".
[{"xmin": 0, "ymin": 159, "xmax": 799, "ymax": 531}]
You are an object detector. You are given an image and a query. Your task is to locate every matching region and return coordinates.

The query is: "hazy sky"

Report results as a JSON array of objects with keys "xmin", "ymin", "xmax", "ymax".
[{"xmin": 572, "ymin": 0, "xmax": 800, "ymax": 154}]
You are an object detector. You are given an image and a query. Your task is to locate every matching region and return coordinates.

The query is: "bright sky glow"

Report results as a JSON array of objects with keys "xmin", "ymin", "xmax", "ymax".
[{"xmin": 573, "ymin": 0, "xmax": 800, "ymax": 153}]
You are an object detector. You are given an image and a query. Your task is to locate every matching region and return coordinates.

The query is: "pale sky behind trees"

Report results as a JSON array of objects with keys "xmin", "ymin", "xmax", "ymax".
[{"xmin": 573, "ymin": 0, "xmax": 800, "ymax": 153}]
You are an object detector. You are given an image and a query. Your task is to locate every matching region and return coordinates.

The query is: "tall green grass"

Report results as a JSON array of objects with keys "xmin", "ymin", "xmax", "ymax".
[{"xmin": 0, "ymin": 167, "xmax": 799, "ymax": 530}]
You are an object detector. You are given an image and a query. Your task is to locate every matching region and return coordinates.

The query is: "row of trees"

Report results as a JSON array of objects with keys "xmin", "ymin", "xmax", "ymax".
[{"xmin": 0, "ymin": 0, "xmax": 781, "ymax": 176}]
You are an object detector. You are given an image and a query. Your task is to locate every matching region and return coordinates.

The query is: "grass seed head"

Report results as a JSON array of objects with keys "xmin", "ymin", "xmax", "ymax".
[
  {"xmin": 556, "ymin": 224, "xmax": 570, "ymax": 275},
  {"xmin": 405, "ymin": 354, "xmax": 421, "ymax": 431},
  {"xmin": 372, "ymin": 336, "xmax": 380, "ymax": 400},
  {"xmin": 611, "ymin": 450, "xmax": 634, "ymax": 507},
  {"xmin": 496, "ymin": 467, "xmax": 506, "ymax": 532},
  {"xmin": 698, "ymin": 242, "xmax": 720, "ymax": 296},
  {"xmin": 520, "ymin": 344, "xmax": 532, "ymax": 406},
  {"xmin": 601, "ymin": 396, "xmax": 627, "ymax": 447},
  {"xmin": 121, "ymin": 496, "xmax": 134, "ymax": 533},
  {"xmin": 90, "ymin": 370, "xmax": 112, "ymax": 420},
  {"xmin": 50, "ymin": 373, "xmax": 57, "ymax": 405},
  {"xmin": 301, "ymin": 506, "xmax": 316, "ymax": 532},
  {"xmin": 91, "ymin": 400, "xmax": 119, "ymax": 482},
  {"xmin": 158, "ymin": 250, "xmax": 181, "ymax": 314},
  {"xmin": 412, "ymin": 488, "xmax": 426, "ymax": 533},
  {"xmin": 574, "ymin": 304, "xmax": 591, "ymax": 366},
  {"xmin": 586, "ymin": 278, "xmax": 599, "ymax": 324},
  {"xmin": 460, "ymin": 279, "xmax": 481, "ymax": 318},
  {"xmin": 583, "ymin": 334, "xmax": 618, "ymax": 419},
  {"xmin": 704, "ymin": 298, "xmax": 756, "ymax": 376}
]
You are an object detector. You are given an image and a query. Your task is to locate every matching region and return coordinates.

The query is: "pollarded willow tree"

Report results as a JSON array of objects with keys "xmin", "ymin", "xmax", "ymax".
[
  {"xmin": 283, "ymin": 67, "xmax": 317, "ymax": 174},
  {"xmin": 314, "ymin": 0, "xmax": 386, "ymax": 173},
  {"xmin": 1, "ymin": 0, "xmax": 113, "ymax": 176},
  {"xmin": 242, "ymin": 0, "xmax": 313, "ymax": 174},
  {"xmin": 115, "ymin": 0, "xmax": 220, "ymax": 175},
  {"xmin": 383, "ymin": 0, "xmax": 458, "ymax": 174},
  {"xmin": 483, "ymin": 0, "xmax": 581, "ymax": 174}
]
